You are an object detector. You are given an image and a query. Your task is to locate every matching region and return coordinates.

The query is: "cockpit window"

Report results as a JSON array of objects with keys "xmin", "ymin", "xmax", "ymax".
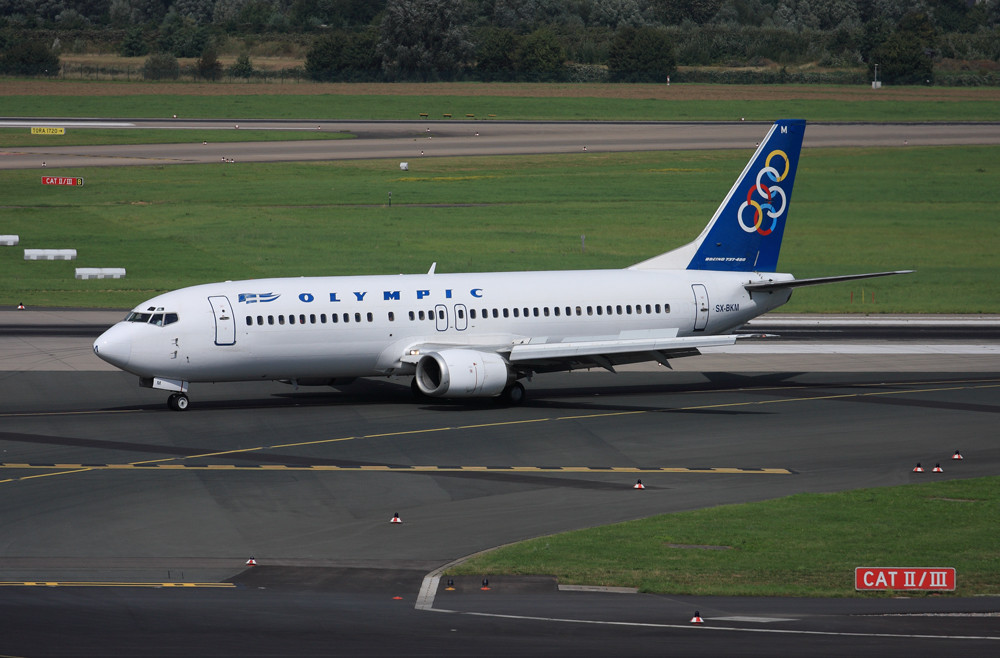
[{"xmin": 125, "ymin": 310, "xmax": 179, "ymax": 326}]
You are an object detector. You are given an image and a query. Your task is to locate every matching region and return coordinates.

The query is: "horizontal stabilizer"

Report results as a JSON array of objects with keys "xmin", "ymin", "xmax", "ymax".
[{"xmin": 744, "ymin": 270, "xmax": 914, "ymax": 292}]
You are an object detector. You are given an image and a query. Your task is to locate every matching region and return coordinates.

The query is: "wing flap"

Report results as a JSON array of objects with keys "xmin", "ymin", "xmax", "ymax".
[{"xmin": 508, "ymin": 334, "xmax": 738, "ymax": 364}]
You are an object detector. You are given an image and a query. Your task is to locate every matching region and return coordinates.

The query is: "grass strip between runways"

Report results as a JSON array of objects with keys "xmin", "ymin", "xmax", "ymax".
[{"xmin": 449, "ymin": 476, "xmax": 1000, "ymax": 597}]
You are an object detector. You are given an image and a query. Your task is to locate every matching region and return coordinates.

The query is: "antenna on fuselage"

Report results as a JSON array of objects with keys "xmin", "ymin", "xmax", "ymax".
[{"xmin": 427, "ymin": 262, "xmax": 437, "ymax": 275}]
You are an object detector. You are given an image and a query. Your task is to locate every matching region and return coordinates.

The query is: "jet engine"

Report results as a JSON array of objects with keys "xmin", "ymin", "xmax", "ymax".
[{"xmin": 414, "ymin": 349, "xmax": 510, "ymax": 398}]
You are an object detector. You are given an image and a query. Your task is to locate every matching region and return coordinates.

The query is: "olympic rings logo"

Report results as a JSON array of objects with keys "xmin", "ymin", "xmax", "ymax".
[{"xmin": 737, "ymin": 149, "xmax": 789, "ymax": 235}]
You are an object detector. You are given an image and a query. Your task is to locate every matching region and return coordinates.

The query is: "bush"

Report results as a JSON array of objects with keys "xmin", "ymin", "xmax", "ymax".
[
  {"xmin": 142, "ymin": 52, "xmax": 179, "ymax": 80},
  {"xmin": 0, "ymin": 40, "xmax": 59, "ymax": 76}
]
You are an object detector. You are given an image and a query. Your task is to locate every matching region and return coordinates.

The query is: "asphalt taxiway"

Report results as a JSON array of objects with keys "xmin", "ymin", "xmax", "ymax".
[{"xmin": 1, "ymin": 311, "xmax": 998, "ymax": 656}]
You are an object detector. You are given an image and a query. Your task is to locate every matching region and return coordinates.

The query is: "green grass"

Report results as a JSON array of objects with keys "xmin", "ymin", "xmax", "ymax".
[
  {"xmin": 3, "ymin": 146, "xmax": 997, "ymax": 311},
  {"xmin": 448, "ymin": 476, "xmax": 1000, "ymax": 597},
  {"xmin": 3, "ymin": 91, "xmax": 1000, "ymax": 122},
  {"xmin": 0, "ymin": 128, "xmax": 354, "ymax": 147}
]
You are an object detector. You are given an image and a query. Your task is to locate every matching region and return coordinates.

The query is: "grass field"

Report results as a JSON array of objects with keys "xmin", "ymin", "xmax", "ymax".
[
  {"xmin": 448, "ymin": 476, "xmax": 1000, "ymax": 597},
  {"xmin": 2, "ymin": 145, "xmax": 997, "ymax": 311},
  {"xmin": 4, "ymin": 80, "xmax": 1000, "ymax": 122}
]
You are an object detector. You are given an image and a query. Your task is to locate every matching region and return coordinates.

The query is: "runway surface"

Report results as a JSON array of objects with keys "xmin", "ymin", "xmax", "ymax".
[
  {"xmin": 3, "ymin": 119, "xmax": 1000, "ymax": 169},
  {"xmin": 1, "ymin": 310, "xmax": 999, "ymax": 656}
]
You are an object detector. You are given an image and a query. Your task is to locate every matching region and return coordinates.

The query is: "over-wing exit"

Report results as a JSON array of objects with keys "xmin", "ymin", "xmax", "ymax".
[{"xmin": 94, "ymin": 120, "xmax": 911, "ymax": 410}]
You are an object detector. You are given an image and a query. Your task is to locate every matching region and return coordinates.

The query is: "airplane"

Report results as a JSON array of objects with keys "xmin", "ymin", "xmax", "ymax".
[{"xmin": 94, "ymin": 119, "xmax": 910, "ymax": 410}]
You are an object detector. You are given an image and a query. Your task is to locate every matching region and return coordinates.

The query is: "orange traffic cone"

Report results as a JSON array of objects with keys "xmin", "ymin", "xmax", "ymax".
[
  {"xmin": 932, "ymin": 463, "xmax": 943, "ymax": 473},
  {"xmin": 633, "ymin": 479, "xmax": 645, "ymax": 490},
  {"xmin": 912, "ymin": 463, "xmax": 924, "ymax": 473},
  {"xmin": 690, "ymin": 611, "xmax": 704, "ymax": 625},
  {"xmin": 246, "ymin": 557, "xmax": 257, "ymax": 566},
  {"xmin": 952, "ymin": 450, "xmax": 963, "ymax": 461},
  {"xmin": 390, "ymin": 512, "xmax": 402, "ymax": 524}
]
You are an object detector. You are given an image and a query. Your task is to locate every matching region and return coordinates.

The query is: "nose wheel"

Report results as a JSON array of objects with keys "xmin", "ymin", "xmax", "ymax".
[{"xmin": 167, "ymin": 393, "xmax": 190, "ymax": 411}]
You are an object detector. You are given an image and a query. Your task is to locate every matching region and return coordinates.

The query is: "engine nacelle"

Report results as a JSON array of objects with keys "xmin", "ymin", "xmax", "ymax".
[{"xmin": 414, "ymin": 349, "xmax": 510, "ymax": 398}]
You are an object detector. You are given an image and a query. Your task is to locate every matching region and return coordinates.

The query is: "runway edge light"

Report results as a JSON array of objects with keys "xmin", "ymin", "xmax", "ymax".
[
  {"xmin": 690, "ymin": 611, "xmax": 704, "ymax": 625},
  {"xmin": 633, "ymin": 479, "xmax": 645, "ymax": 489},
  {"xmin": 246, "ymin": 557, "xmax": 257, "ymax": 566},
  {"xmin": 390, "ymin": 512, "xmax": 402, "ymax": 524},
  {"xmin": 952, "ymin": 450, "xmax": 963, "ymax": 460},
  {"xmin": 912, "ymin": 463, "xmax": 924, "ymax": 473},
  {"xmin": 933, "ymin": 463, "xmax": 944, "ymax": 473}
]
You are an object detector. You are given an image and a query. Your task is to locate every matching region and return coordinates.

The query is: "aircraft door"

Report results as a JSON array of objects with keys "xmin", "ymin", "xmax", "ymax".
[
  {"xmin": 454, "ymin": 304, "xmax": 468, "ymax": 331},
  {"xmin": 208, "ymin": 295, "xmax": 236, "ymax": 346},
  {"xmin": 692, "ymin": 284, "xmax": 709, "ymax": 332},
  {"xmin": 434, "ymin": 304, "xmax": 449, "ymax": 332}
]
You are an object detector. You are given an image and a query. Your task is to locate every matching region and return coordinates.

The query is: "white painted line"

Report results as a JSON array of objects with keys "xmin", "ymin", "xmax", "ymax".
[
  {"xmin": 712, "ymin": 616, "xmax": 798, "ymax": 623},
  {"xmin": 424, "ymin": 607, "xmax": 1000, "ymax": 641},
  {"xmin": 0, "ymin": 121, "xmax": 135, "ymax": 128},
  {"xmin": 703, "ymin": 344, "xmax": 1000, "ymax": 355}
]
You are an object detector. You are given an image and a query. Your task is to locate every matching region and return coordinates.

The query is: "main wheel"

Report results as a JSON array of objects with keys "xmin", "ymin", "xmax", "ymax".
[
  {"xmin": 167, "ymin": 393, "xmax": 190, "ymax": 411},
  {"xmin": 501, "ymin": 382, "xmax": 525, "ymax": 405}
]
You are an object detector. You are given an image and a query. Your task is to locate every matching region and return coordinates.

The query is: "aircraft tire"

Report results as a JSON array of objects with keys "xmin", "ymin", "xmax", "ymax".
[
  {"xmin": 168, "ymin": 393, "xmax": 190, "ymax": 411},
  {"xmin": 502, "ymin": 382, "xmax": 526, "ymax": 406}
]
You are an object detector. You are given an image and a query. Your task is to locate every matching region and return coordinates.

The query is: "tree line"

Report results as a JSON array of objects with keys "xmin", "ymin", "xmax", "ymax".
[{"xmin": 2, "ymin": 0, "xmax": 999, "ymax": 84}]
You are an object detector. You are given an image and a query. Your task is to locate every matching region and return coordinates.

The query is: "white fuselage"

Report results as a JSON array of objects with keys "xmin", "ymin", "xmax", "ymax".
[{"xmin": 94, "ymin": 268, "xmax": 793, "ymax": 384}]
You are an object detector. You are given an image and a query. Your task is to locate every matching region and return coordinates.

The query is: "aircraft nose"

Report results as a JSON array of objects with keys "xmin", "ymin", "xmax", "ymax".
[{"xmin": 93, "ymin": 323, "xmax": 132, "ymax": 369}]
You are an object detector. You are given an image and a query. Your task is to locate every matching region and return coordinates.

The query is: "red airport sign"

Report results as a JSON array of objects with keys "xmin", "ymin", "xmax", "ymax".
[
  {"xmin": 855, "ymin": 567, "xmax": 955, "ymax": 591},
  {"xmin": 41, "ymin": 177, "xmax": 84, "ymax": 187}
]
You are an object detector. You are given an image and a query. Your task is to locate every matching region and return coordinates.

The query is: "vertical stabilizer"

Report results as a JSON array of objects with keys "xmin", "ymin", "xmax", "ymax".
[{"xmin": 630, "ymin": 119, "xmax": 806, "ymax": 273}]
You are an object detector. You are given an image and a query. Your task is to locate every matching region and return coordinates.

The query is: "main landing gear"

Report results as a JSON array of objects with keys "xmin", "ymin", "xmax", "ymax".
[
  {"xmin": 501, "ymin": 381, "xmax": 526, "ymax": 405},
  {"xmin": 167, "ymin": 393, "xmax": 190, "ymax": 411}
]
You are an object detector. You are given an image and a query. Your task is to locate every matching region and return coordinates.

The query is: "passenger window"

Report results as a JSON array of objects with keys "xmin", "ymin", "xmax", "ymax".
[
  {"xmin": 543, "ymin": 307, "xmax": 550, "ymax": 317},
  {"xmin": 470, "ymin": 309, "xmax": 476, "ymax": 320},
  {"xmin": 268, "ymin": 315, "xmax": 274, "ymax": 325},
  {"xmin": 575, "ymin": 306, "xmax": 582, "ymax": 316},
  {"xmin": 655, "ymin": 304, "xmax": 661, "ymax": 313},
  {"xmin": 366, "ymin": 312, "xmax": 373, "ymax": 322},
  {"xmin": 310, "ymin": 314, "xmax": 316, "ymax": 324},
  {"xmin": 636, "ymin": 305, "xmax": 642, "ymax": 315},
  {"xmin": 664, "ymin": 304, "xmax": 671, "ymax": 313},
  {"xmin": 492, "ymin": 309, "xmax": 499, "ymax": 318},
  {"xmin": 419, "ymin": 311, "xmax": 425, "ymax": 321},
  {"xmin": 331, "ymin": 313, "xmax": 338, "ymax": 323},
  {"xmin": 645, "ymin": 304, "xmax": 652, "ymax": 314},
  {"xmin": 503, "ymin": 308, "xmax": 509, "ymax": 318},
  {"xmin": 321, "ymin": 314, "xmax": 327, "ymax": 323},
  {"xmin": 289, "ymin": 315, "xmax": 296, "ymax": 325},
  {"xmin": 596, "ymin": 306, "xmax": 602, "ymax": 316},
  {"xmin": 343, "ymin": 313, "xmax": 350, "ymax": 323},
  {"xmin": 616, "ymin": 305, "xmax": 623, "ymax": 315},
  {"xmin": 586, "ymin": 306, "xmax": 593, "ymax": 316},
  {"xmin": 565, "ymin": 307, "xmax": 571, "ymax": 316},
  {"xmin": 256, "ymin": 316, "xmax": 263, "ymax": 326},
  {"xmin": 554, "ymin": 307, "xmax": 560, "ymax": 317},
  {"xmin": 513, "ymin": 308, "xmax": 520, "ymax": 318},
  {"xmin": 388, "ymin": 312, "xmax": 395, "ymax": 321},
  {"xmin": 626, "ymin": 305, "xmax": 632, "ymax": 314},
  {"xmin": 245, "ymin": 316, "xmax": 252, "ymax": 326},
  {"xmin": 355, "ymin": 312, "xmax": 362, "ymax": 323},
  {"xmin": 278, "ymin": 316, "xmax": 285, "ymax": 325}
]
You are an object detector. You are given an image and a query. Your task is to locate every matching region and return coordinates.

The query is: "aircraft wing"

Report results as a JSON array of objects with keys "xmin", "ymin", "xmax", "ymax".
[
  {"xmin": 504, "ymin": 329, "xmax": 740, "ymax": 373},
  {"xmin": 745, "ymin": 270, "xmax": 914, "ymax": 292}
]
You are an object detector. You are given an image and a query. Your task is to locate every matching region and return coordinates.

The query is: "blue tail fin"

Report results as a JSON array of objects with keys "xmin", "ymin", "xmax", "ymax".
[{"xmin": 630, "ymin": 119, "xmax": 806, "ymax": 273}]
